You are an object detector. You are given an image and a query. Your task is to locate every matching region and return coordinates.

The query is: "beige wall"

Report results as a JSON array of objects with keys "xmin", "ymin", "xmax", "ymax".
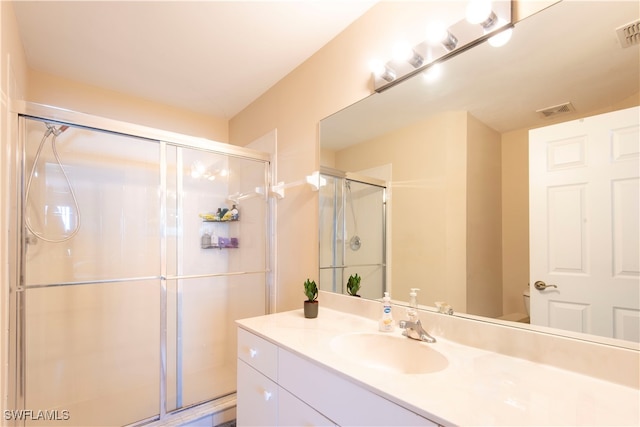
[
  {"xmin": 1, "ymin": 0, "xmax": 29, "ymax": 416},
  {"xmin": 27, "ymin": 69, "xmax": 229, "ymax": 143},
  {"xmin": 466, "ymin": 114, "xmax": 502, "ymax": 317},
  {"xmin": 501, "ymin": 128, "xmax": 530, "ymax": 315}
]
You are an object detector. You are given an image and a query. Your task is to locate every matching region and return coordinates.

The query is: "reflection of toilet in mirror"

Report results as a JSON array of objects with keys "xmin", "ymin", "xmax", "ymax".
[{"xmin": 497, "ymin": 289, "xmax": 530, "ymax": 324}]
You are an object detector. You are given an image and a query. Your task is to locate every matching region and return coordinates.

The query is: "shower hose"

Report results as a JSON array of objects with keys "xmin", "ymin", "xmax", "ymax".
[{"xmin": 24, "ymin": 123, "xmax": 81, "ymax": 243}]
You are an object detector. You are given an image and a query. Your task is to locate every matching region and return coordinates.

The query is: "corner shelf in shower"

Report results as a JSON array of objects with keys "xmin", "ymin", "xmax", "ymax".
[
  {"xmin": 200, "ymin": 218, "xmax": 239, "ymax": 249},
  {"xmin": 201, "ymin": 243, "xmax": 239, "ymax": 249}
]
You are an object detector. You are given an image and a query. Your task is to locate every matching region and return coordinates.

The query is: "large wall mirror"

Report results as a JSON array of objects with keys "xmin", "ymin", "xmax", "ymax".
[{"xmin": 319, "ymin": 0, "xmax": 639, "ymax": 348}]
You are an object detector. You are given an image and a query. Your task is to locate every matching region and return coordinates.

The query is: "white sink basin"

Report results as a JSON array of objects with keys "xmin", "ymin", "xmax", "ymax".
[{"xmin": 330, "ymin": 332, "xmax": 449, "ymax": 374}]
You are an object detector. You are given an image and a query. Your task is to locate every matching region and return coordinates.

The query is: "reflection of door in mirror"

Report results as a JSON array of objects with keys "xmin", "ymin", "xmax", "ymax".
[
  {"xmin": 319, "ymin": 170, "xmax": 386, "ymax": 299},
  {"xmin": 529, "ymin": 106, "xmax": 640, "ymax": 342}
]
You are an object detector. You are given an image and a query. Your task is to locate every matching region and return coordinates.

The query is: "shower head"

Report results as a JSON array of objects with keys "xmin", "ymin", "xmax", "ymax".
[{"xmin": 45, "ymin": 123, "xmax": 69, "ymax": 136}]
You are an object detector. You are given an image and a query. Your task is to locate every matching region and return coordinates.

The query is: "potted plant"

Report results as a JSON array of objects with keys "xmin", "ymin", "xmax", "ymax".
[
  {"xmin": 303, "ymin": 279, "xmax": 319, "ymax": 318},
  {"xmin": 347, "ymin": 273, "xmax": 361, "ymax": 297}
]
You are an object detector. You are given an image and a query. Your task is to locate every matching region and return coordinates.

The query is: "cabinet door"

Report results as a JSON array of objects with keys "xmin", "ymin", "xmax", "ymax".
[
  {"xmin": 278, "ymin": 349, "xmax": 436, "ymax": 426},
  {"xmin": 278, "ymin": 387, "xmax": 336, "ymax": 427},
  {"xmin": 237, "ymin": 360, "xmax": 278, "ymax": 427}
]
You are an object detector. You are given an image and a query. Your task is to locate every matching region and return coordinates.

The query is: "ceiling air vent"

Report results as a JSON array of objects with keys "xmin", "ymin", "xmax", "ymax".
[
  {"xmin": 616, "ymin": 19, "xmax": 640, "ymax": 48},
  {"xmin": 536, "ymin": 102, "xmax": 575, "ymax": 119}
]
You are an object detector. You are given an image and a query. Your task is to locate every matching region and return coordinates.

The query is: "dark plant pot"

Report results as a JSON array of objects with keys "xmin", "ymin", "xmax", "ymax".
[{"xmin": 304, "ymin": 300, "xmax": 318, "ymax": 318}]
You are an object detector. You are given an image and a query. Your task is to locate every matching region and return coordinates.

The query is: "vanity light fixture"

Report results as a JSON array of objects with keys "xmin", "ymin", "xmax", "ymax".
[{"xmin": 371, "ymin": 0, "xmax": 512, "ymax": 92}]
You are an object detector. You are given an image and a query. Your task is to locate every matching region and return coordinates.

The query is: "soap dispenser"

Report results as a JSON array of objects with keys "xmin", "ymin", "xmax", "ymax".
[
  {"xmin": 408, "ymin": 288, "xmax": 420, "ymax": 322},
  {"xmin": 378, "ymin": 292, "xmax": 395, "ymax": 332}
]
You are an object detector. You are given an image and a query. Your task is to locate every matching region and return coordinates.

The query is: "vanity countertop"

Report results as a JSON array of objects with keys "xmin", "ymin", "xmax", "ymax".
[{"xmin": 237, "ymin": 307, "xmax": 639, "ymax": 426}]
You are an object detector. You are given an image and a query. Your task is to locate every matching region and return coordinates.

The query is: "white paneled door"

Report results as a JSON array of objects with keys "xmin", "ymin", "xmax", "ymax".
[{"xmin": 529, "ymin": 106, "xmax": 640, "ymax": 342}]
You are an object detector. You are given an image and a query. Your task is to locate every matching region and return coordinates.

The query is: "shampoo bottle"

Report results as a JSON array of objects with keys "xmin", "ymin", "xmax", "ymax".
[{"xmin": 378, "ymin": 292, "xmax": 395, "ymax": 332}]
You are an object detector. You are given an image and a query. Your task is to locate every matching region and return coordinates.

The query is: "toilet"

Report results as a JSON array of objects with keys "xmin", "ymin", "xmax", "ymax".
[{"xmin": 497, "ymin": 288, "xmax": 531, "ymax": 323}]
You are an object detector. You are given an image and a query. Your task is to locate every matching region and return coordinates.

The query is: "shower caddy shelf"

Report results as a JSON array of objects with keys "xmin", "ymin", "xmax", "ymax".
[{"xmin": 200, "ymin": 218, "xmax": 239, "ymax": 249}]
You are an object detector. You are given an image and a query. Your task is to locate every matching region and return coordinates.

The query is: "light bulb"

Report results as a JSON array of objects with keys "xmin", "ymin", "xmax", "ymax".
[
  {"xmin": 488, "ymin": 27, "xmax": 512, "ymax": 47},
  {"xmin": 369, "ymin": 59, "xmax": 396, "ymax": 82},
  {"xmin": 392, "ymin": 42, "xmax": 414, "ymax": 62},
  {"xmin": 466, "ymin": 0, "xmax": 493, "ymax": 25},
  {"xmin": 426, "ymin": 21, "xmax": 457, "ymax": 51},
  {"xmin": 426, "ymin": 21, "xmax": 448, "ymax": 45},
  {"xmin": 369, "ymin": 59, "xmax": 386, "ymax": 76}
]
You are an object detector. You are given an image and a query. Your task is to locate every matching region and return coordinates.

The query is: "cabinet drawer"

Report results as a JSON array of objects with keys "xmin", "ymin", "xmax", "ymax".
[
  {"xmin": 237, "ymin": 359, "xmax": 278, "ymax": 427},
  {"xmin": 237, "ymin": 327, "xmax": 278, "ymax": 380},
  {"xmin": 278, "ymin": 349, "xmax": 436, "ymax": 426}
]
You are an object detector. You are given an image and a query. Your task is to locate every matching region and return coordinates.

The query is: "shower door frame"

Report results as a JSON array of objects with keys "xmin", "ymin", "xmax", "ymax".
[{"xmin": 7, "ymin": 101, "xmax": 273, "ymax": 425}]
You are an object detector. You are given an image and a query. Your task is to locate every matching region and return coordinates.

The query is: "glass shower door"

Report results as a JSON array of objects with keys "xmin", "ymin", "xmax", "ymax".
[
  {"xmin": 22, "ymin": 119, "xmax": 162, "ymax": 426},
  {"xmin": 165, "ymin": 145, "xmax": 269, "ymax": 412}
]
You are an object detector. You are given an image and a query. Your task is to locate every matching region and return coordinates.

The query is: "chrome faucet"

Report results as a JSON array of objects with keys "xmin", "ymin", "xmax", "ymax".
[
  {"xmin": 399, "ymin": 288, "xmax": 436, "ymax": 343},
  {"xmin": 399, "ymin": 318, "xmax": 436, "ymax": 343}
]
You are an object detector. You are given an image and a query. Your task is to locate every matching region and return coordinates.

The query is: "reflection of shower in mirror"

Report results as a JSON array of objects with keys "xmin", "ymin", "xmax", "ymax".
[
  {"xmin": 318, "ymin": 169, "xmax": 386, "ymax": 299},
  {"xmin": 345, "ymin": 180, "xmax": 361, "ymax": 251}
]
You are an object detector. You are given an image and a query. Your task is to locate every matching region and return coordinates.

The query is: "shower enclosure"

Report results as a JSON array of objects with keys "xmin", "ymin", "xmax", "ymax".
[
  {"xmin": 319, "ymin": 169, "xmax": 386, "ymax": 299},
  {"xmin": 8, "ymin": 104, "xmax": 271, "ymax": 426}
]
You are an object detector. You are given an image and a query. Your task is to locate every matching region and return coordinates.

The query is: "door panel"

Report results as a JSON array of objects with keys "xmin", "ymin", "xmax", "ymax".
[{"xmin": 529, "ymin": 106, "xmax": 640, "ymax": 341}]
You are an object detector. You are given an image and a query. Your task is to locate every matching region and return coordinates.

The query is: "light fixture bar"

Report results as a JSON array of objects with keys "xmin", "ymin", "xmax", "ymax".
[{"xmin": 372, "ymin": 0, "xmax": 512, "ymax": 92}]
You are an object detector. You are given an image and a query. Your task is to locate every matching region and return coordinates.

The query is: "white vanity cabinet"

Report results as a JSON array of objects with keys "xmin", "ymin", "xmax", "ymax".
[
  {"xmin": 237, "ymin": 328, "xmax": 279, "ymax": 426},
  {"xmin": 237, "ymin": 327, "xmax": 334, "ymax": 426},
  {"xmin": 237, "ymin": 327, "xmax": 436, "ymax": 427}
]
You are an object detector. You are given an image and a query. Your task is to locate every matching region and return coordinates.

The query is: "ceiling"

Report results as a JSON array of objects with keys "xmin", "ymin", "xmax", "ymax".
[{"xmin": 12, "ymin": 1, "xmax": 377, "ymax": 119}]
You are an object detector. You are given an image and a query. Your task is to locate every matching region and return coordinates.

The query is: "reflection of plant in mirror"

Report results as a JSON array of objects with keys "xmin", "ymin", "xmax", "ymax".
[
  {"xmin": 304, "ymin": 279, "xmax": 318, "ymax": 302},
  {"xmin": 347, "ymin": 274, "xmax": 361, "ymax": 297}
]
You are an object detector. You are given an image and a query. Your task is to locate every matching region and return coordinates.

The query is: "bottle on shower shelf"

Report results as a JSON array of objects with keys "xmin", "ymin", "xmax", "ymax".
[{"xmin": 230, "ymin": 205, "xmax": 239, "ymax": 220}]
